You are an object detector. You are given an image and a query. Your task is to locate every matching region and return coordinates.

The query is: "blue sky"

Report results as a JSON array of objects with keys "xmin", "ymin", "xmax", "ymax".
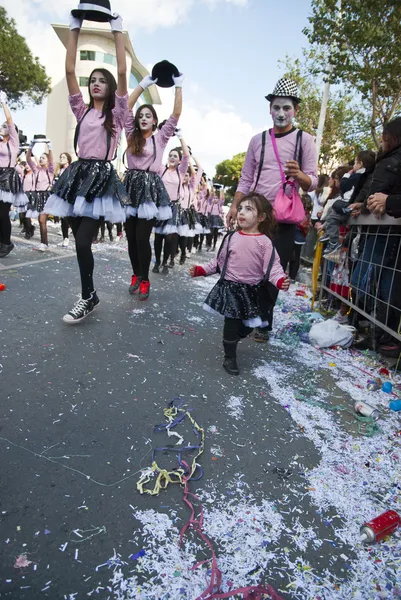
[{"xmin": 7, "ymin": 0, "xmax": 315, "ymax": 173}]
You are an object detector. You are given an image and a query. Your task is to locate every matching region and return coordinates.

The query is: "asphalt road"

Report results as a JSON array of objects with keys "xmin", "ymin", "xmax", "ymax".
[{"xmin": 0, "ymin": 223, "xmax": 395, "ymax": 600}]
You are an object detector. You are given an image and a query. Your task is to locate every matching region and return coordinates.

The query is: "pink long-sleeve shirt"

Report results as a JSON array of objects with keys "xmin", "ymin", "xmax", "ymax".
[
  {"xmin": 160, "ymin": 154, "xmax": 190, "ymax": 202},
  {"xmin": 0, "ymin": 122, "xmax": 19, "ymax": 168},
  {"xmin": 208, "ymin": 195, "xmax": 224, "ymax": 216},
  {"xmin": 69, "ymin": 92, "xmax": 128, "ymax": 161},
  {"xmin": 202, "ymin": 230, "xmax": 285, "ymax": 286},
  {"xmin": 27, "ymin": 156, "xmax": 54, "ymax": 191},
  {"xmin": 125, "ymin": 114, "xmax": 178, "ymax": 172},
  {"xmin": 182, "ymin": 169, "xmax": 203, "ymax": 209},
  {"xmin": 16, "ymin": 165, "xmax": 35, "ymax": 192},
  {"xmin": 237, "ymin": 128, "xmax": 317, "ymax": 201}
]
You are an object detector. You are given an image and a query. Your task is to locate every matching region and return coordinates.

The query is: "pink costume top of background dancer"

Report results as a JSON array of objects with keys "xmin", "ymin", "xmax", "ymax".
[
  {"xmin": 16, "ymin": 166, "xmax": 35, "ymax": 192},
  {"xmin": 199, "ymin": 194, "xmax": 210, "ymax": 215},
  {"xmin": 237, "ymin": 128, "xmax": 317, "ymax": 200},
  {"xmin": 0, "ymin": 122, "xmax": 18, "ymax": 167},
  {"xmin": 160, "ymin": 154, "xmax": 190, "ymax": 202},
  {"xmin": 124, "ymin": 114, "xmax": 178, "ymax": 172},
  {"xmin": 202, "ymin": 231, "xmax": 285, "ymax": 286},
  {"xmin": 27, "ymin": 156, "xmax": 54, "ymax": 191},
  {"xmin": 181, "ymin": 169, "xmax": 203, "ymax": 210},
  {"xmin": 207, "ymin": 194, "xmax": 224, "ymax": 216},
  {"xmin": 69, "ymin": 92, "xmax": 129, "ymax": 160}
]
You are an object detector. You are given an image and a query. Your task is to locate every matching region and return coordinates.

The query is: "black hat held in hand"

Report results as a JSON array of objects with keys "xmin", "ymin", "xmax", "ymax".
[
  {"xmin": 152, "ymin": 60, "xmax": 179, "ymax": 88},
  {"xmin": 72, "ymin": 0, "xmax": 116, "ymax": 23}
]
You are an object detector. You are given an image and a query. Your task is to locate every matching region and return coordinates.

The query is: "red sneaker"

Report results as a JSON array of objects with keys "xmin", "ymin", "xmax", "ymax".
[
  {"xmin": 129, "ymin": 274, "xmax": 140, "ymax": 295},
  {"xmin": 138, "ymin": 279, "xmax": 150, "ymax": 301}
]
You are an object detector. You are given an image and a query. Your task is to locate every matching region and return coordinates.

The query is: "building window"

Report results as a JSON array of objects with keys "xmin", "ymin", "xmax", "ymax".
[
  {"xmin": 80, "ymin": 50, "xmax": 96, "ymax": 61},
  {"xmin": 129, "ymin": 72, "xmax": 139, "ymax": 89},
  {"xmin": 104, "ymin": 53, "xmax": 117, "ymax": 66},
  {"xmin": 79, "ymin": 76, "xmax": 89, "ymax": 87}
]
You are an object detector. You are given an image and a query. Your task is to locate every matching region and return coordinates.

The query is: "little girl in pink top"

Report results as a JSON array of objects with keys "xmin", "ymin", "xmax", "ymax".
[
  {"xmin": 190, "ymin": 193, "xmax": 290, "ymax": 376},
  {"xmin": 178, "ymin": 156, "xmax": 204, "ymax": 263},
  {"xmin": 123, "ymin": 73, "xmax": 184, "ymax": 299},
  {"xmin": 43, "ymin": 11, "xmax": 129, "ymax": 324},
  {"xmin": 206, "ymin": 187, "xmax": 225, "ymax": 251}
]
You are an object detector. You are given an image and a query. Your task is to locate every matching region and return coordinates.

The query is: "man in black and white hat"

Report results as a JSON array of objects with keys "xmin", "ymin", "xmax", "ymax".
[{"xmin": 226, "ymin": 77, "xmax": 318, "ymax": 341}]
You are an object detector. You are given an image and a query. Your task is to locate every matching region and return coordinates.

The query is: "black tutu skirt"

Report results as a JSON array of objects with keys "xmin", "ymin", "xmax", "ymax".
[
  {"xmin": 204, "ymin": 279, "xmax": 274, "ymax": 328},
  {"xmin": 44, "ymin": 159, "xmax": 129, "ymax": 222},
  {"xmin": 123, "ymin": 169, "xmax": 171, "ymax": 221},
  {"xmin": 154, "ymin": 201, "xmax": 180, "ymax": 235},
  {"xmin": 198, "ymin": 213, "xmax": 211, "ymax": 234},
  {"xmin": 209, "ymin": 214, "xmax": 224, "ymax": 229},
  {"xmin": 0, "ymin": 167, "xmax": 28, "ymax": 207},
  {"xmin": 26, "ymin": 191, "xmax": 51, "ymax": 216}
]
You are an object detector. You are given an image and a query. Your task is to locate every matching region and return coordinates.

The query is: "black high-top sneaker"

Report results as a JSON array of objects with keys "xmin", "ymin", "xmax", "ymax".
[
  {"xmin": 222, "ymin": 340, "xmax": 240, "ymax": 375},
  {"xmin": 63, "ymin": 291, "xmax": 100, "ymax": 324},
  {"xmin": 161, "ymin": 264, "xmax": 169, "ymax": 274},
  {"xmin": 152, "ymin": 262, "xmax": 160, "ymax": 273}
]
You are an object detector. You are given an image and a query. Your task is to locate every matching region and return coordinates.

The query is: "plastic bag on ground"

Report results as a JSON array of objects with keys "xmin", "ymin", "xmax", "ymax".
[{"xmin": 309, "ymin": 319, "xmax": 355, "ymax": 348}]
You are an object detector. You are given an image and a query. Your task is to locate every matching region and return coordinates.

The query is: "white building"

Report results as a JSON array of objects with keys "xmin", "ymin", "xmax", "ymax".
[{"xmin": 46, "ymin": 22, "xmax": 161, "ymax": 173}]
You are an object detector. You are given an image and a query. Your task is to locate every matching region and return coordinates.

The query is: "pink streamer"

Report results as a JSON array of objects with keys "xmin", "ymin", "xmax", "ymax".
[{"xmin": 179, "ymin": 461, "xmax": 285, "ymax": 600}]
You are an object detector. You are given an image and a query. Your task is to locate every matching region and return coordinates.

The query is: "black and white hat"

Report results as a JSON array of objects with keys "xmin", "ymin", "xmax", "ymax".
[
  {"xmin": 265, "ymin": 78, "xmax": 301, "ymax": 104},
  {"xmin": 72, "ymin": 0, "xmax": 115, "ymax": 23}
]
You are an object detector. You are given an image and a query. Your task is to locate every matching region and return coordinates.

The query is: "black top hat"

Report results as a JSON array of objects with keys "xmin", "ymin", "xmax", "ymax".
[
  {"xmin": 151, "ymin": 60, "xmax": 180, "ymax": 88},
  {"xmin": 33, "ymin": 134, "xmax": 47, "ymax": 140},
  {"xmin": 72, "ymin": 0, "xmax": 115, "ymax": 23},
  {"xmin": 265, "ymin": 78, "xmax": 302, "ymax": 104}
]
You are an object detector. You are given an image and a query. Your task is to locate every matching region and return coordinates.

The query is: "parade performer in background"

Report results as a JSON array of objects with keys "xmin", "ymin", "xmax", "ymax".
[
  {"xmin": 184, "ymin": 157, "xmax": 204, "ymax": 257},
  {"xmin": 43, "ymin": 12, "xmax": 129, "ymax": 324},
  {"xmin": 226, "ymin": 78, "xmax": 317, "ymax": 342},
  {"xmin": 191, "ymin": 193, "xmax": 289, "ymax": 375},
  {"xmin": 54, "ymin": 152, "xmax": 72, "ymax": 248},
  {"xmin": 15, "ymin": 160, "xmax": 35, "ymax": 239},
  {"xmin": 0, "ymin": 93, "xmax": 29, "ymax": 258},
  {"xmin": 153, "ymin": 136, "xmax": 190, "ymax": 272},
  {"xmin": 25, "ymin": 140, "xmax": 54, "ymax": 251},
  {"xmin": 193, "ymin": 175, "xmax": 211, "ymax": 252},
  {"xmin": 123, "ymin": 71, "xmax": 183, "ymax": 299},
  {"xmin": 206, "ymin": 186, "xmax": 225, "ymax": 251}
]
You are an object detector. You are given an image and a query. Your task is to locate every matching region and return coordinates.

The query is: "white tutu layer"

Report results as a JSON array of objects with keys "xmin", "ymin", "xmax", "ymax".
[
  {"xmin": 0, "ymin": 190, "xmax": 29, "ymax": 207},
  {"xmin": 194, "ymin": 223, "xmax": 203, "ymax": 234},
  {"xmin": 203, "ymin": 303, "xmax": 267, "ymax": 328},
  {"xmin": 153, "ymin": 223, "xmax": 179, "ymax": 235},
  {"xmin": 25, "ymin": 209, "xmax": 41, "ymax": 218},
  {"xmin": 126, "ymin": 202, "xmax": 173, "ymax": 221},
  {"xmin": 44, "ymin": 194, "xmax": 127, "ymax": 223},
  {"xmin": 203, "ymin": 228, "xmax": 211, "ymax": 234},
  {"xmin": 177, "ymin": 224, "xmax": 192, "ymax": 237}
]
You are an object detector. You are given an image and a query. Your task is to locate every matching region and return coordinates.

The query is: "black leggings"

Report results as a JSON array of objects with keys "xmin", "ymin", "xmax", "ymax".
[
  {"xmin": 38, "ymin": 214, "xmax": 48, "ymax": 246},
  {"xmin": 187, "ymin": 237, "xmax": 194, "ymax": 253},
  {"xmin": 69, "ymin": 216, "xmax": 99, "ymax": 299},
  {"xmin": 223, "ymin": 318, "xmax": 253, "ymax": 357},
  {"xmin": 61, "ymin": 217, "xmax": 70, "ymax": 239},
  {"xmin": 289, "ymin": 243, "xmax": 303, "ymax": 280},
  {"xmin": 0, "ymin": 202, "xmax": 11, "ymax": 245},
  {"xmin": 178, "ymin": 236, "xmax": 187, "ymax": 256},
  {"xmin": 125, "ymin": 216, "xmax": 155, "ymax": 281},
  {"xmin": 155, "ymin": 232, "xmax": 177, "ymax": 265},
  {"xmin": 209, "ymin": 228, "xmax": 219, "ymax": 249}
]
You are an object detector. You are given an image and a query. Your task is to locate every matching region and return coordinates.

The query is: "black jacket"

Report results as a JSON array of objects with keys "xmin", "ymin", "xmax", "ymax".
[{"xmin": 362, "ymin": 145, "xmax": 401, "ymax": 211}]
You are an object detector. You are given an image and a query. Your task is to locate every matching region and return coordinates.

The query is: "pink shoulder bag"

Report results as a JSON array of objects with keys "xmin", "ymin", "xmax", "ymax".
[{"xmin": 270, "ymin": 129, "xmax": 305, "ymax": 224}]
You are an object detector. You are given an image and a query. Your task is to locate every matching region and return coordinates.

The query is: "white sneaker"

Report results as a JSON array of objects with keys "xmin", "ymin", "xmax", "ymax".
[
  {"xmin": 37, "ymin": 243, "xmax": 49, "ymax": 252},
  {"xmin": 62, "ymin": 238, "xmax": 69, "ymax": 248},
  {"xmin": 332, "ymin": 310, "xmax": 349, "ymax": 325}
]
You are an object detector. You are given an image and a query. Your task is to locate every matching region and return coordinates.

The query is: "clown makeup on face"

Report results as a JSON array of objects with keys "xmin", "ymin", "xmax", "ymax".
[
  {"xmin": 138, "ymin": 108, "xmax": 156, "ymax": 132},
  {"xmin": 0, "ymin": 122, "xmax": 9, "ymax": 137},
  {"xmin": 168, "ymin": 150, "xmax": 181, "ymax": 167},
  {"xmin": 270, "ymin": 97, "xmax": 296, "ymax": 129},
  {"xmin": 39, "ymin": 153, "xmax": 49, "ymax": 167}
]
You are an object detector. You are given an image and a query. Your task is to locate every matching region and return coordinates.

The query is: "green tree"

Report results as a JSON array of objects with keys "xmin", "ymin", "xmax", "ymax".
[
  {"xmin": 214, "ymin": 152, "xmax": 246, "ymax": 199},
  {"xmin": 0, "ymin": 7, "xmax": 51, "ymax": 107},
  {"xmin": 304, "ymin": 0, "xmax": 401, "ymax": 148},
  {"xmin": 281, "ymin": 53, "xmax": 374, "ymax": 167}
]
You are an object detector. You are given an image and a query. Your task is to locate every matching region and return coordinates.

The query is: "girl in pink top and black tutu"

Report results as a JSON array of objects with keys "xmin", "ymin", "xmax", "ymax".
[
  {"xmin": 123, "ymin": 71, "xmax": 184, "ymax": 300},
  {"xmin": 43, "ymin": 12, "xmax": 129, "ymax": 324},
  {"xmin": 25, "ymin": 139, "xmax": 54, "ymax": 251},
  {"xmin": 54, "ymin": 152, "xmax": 72, "ymax": 248},
  {"xmin": 182, "ymin": 157, "xmax": 204, "ymax": 258},
  {"xmin": 153, "ymin": 136, "xmax": 190, "ymax": 272},
  {"xmin": 0, "ymin": 94, "xmax": 29, "ymax": 258},
  {"xmin": 206, "ymin": 186, "xmax": 225, "ymax": 250},
  {"xmin": 190, "ymin": 193, "xmax": 290, "ymax": 375}
]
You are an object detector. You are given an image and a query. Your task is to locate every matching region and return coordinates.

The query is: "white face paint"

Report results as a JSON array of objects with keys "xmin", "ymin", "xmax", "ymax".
[
  {"xmin": 168, "ymin": 151, "xmax": 180, "ymax": 167},
  {"xmin": 39, "ymin": 153, "xmax": 48, "ymax": 167},
  {"xmin": 184, "ymin": 172, "xmax": 190, "ymax": 184},
  {"xmin": 138, "ymin": 108, "xmax": 156, "ymax": 132},
  {"xmin": 270, "ymin": 97, "xmax": 296, "ymax": 129},
  {"xmin": 0, "ymin": 122, "xmax": 9, "ymax": 137}
]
